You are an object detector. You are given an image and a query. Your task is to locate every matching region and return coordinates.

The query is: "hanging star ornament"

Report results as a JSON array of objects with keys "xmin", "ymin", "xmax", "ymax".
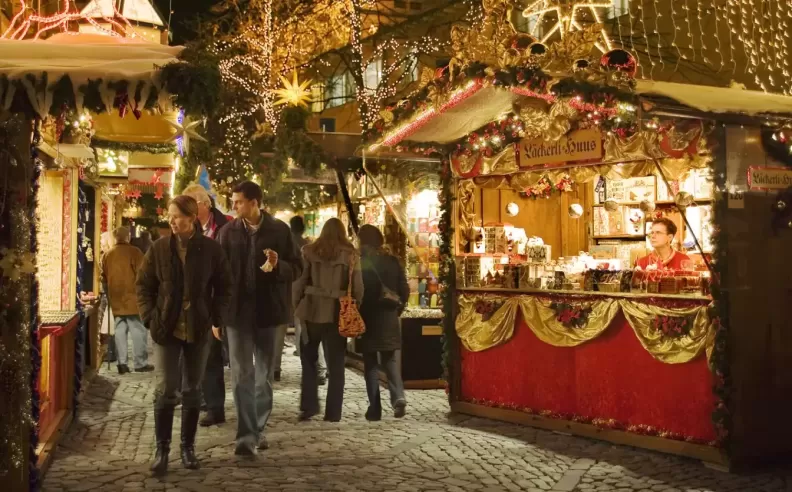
[
  {"xmin": 522, "ymin": 0, "xmax": 612, "ymax": 54},
  {"xmin": 273, "ymin": 71, "xmax": 313, "ymax": 108},
  {"xmin": 252, "ymin": 120, "xmax": 274, "ymax": 139},
  {"xmin": 167, "ymin": 115, "xmax": 208, "ymax": 155}
]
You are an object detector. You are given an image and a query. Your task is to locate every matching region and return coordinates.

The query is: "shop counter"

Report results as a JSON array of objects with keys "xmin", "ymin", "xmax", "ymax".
[
  {"xmin": 38, "ymin": 311, "xmax": 79, "ymax": 461},
  {"xmin": 347, "ymin": 307, "xmax": 445, "ymax": 389},
  {"xmin": 453, "ymin": 287, "xmax": 720, "ymax": 462}
]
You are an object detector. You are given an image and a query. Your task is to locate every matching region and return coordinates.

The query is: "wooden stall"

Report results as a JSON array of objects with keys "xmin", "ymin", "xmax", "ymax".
[{"xmin": 363, "ymin": 9, "xmax": 792, "ymax": 468}]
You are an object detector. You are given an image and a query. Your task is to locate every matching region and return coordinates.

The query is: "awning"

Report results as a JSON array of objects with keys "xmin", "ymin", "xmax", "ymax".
[{"xmin": 634, "ymin": 80, "xmax": 792, "ymax": 117}]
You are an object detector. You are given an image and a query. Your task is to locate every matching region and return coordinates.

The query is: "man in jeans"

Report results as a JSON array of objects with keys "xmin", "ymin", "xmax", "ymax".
[
  {"xmin": 102, "ymin": 227, "xmax": 152, "ymax": 374},
  {"xmin": 217, "ymin": 181, "xmax": 302, "ymax": 455}
]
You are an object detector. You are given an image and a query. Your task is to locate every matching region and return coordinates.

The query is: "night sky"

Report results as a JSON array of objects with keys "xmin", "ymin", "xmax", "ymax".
[{"xmin": 153, "ymin": 0, "xmax": 218, "ymax": 43}]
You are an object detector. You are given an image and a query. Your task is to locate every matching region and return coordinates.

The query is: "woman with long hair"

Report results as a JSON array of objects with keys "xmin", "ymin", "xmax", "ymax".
[
  {"xmin": 293, "ymin": 217, "xmax": 363, "ymax": 422},
  {"xmin": 136, "ymin": 195, "xmax": 232, "ymax": 475},
  {"xmin": 357, "ymin": 225, "xmax": 410, "ymax": 421}
]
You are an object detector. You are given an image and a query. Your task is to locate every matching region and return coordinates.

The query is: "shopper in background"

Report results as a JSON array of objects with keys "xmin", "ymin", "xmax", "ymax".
[
  {"xmin": 183, "ymin": 184, "xmax": 232, "ymax": 427},
  {"xmin": 102, "ymin": 226, "xmax": 150, "ymax": 374},
  {"xmin": 290, "ymin": 215, "xmax": 327, "ymax": 385},
  {"xmin": 217, "ymin": 181, "xmax": 302, "ymax": 456},
  {"xmin": 357, "ymin": 225, "xmax": 409, "ymax": 421},
  {"xmin": 131, "ymin": 230, "xmax": 154, "ymax": 256},
  {"xmin": 137, "ymin": 195, "xmax": 232, "ymax": 475},
  {"xmin": 293, "ymin": 218, "xmax": 363, "ymax": 422}
]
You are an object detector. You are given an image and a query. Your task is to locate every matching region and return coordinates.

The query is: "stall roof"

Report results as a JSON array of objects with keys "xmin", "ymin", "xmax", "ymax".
[
  {"xmin": 308, "ymin": 131, "xmax": 440, "ymax": 162},
  {"xmin": 634, "ymin": 80, "xmax": 792, "ymax": 117},
  {"xmin": 0, "ymin": 32, "xmax": 182, "ymax": 116},
  {"xmin": 371, "ymin": 79, "xmax": 792, "ymax": 149}
]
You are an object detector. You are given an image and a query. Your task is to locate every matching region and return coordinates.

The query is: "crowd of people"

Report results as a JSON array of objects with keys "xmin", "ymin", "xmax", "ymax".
[{"xmin": 99, "ymin": 181, "xmax": 410, "ymax": 475}]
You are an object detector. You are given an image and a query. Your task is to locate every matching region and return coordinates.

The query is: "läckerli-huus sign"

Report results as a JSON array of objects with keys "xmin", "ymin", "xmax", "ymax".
[{"xmin": 518, "ymin": 128, "xmax": 603, "ymax": 168}]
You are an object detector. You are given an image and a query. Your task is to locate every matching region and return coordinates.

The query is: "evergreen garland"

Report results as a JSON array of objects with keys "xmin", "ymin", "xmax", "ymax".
[
  {"xmin": 91, "ymin": 139, "xmax": 177, "ymax": 155},
  {"xmin": 438, "ymin": 159, "xmax": 456, "ymax": 397}
]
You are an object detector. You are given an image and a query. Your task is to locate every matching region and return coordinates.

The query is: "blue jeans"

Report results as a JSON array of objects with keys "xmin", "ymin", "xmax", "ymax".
[
  {"xmin": 227, "ymin": 325, "xmax": 276, "ymax": 449},
  {"xmin": 363, "ymin": 350, "xmax": 405, "ymax": 411},
  {"xmin": 114, "ymin": 315, "xmax": 149, "ymax": 370}
]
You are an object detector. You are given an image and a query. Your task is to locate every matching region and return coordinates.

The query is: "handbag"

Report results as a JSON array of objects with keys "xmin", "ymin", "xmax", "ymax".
[
  {"xmin": 338, "ymin": 253, "xmax": 366, "ymax": 338},
  {"xmin": 370, "ymin": 259, "xmax": 402, "ymax": 309}
]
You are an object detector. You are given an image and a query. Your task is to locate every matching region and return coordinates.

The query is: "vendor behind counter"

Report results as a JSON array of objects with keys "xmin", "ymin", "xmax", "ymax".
[{"xmin": 635, "ymin": 217, "xmax": 690, "ymax": 270}]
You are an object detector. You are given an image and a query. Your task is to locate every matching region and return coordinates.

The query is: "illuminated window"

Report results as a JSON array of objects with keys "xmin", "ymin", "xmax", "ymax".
[{"xmin": 364, "ymin": 58, "xmax": 382, "ymax": 89}]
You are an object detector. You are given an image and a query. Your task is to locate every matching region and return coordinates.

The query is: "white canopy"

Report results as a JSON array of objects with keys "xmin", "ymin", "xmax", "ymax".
[
  {"xmin": 634, "ymin": 80, "xmax": 792, "ymax": 116},
  {"xmin": 374, "ymin": 80, "xmax": 792, "ymax": 148},
  {"xmin": 0, "ymin": 33, "xmax": 182, "ymax": 117}
]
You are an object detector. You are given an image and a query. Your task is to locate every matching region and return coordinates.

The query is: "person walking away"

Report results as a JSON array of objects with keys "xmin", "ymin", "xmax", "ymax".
[
  {"xmin": 102, "ymin": 227, "xmax": 151, "ymax": 374},
  {"xmin": 357, "ymin": 225, "xmax": 409, "ymax": 420},
  {"xmin": 131, "ymin": 230, "xmax": 154, "ymax": 255},
  {"xmin": 183, "ymin": 184, "xmax": 231, "ymax": 427},
  {"xmin": 217, "ymin": 181, "xmax": 302, "ymax": 455},
  {"xmin": 293, "ymin": 218, "xmax": 363, "ymax": 422},
  {"xmin": 289, "ymin": 215, "xmax": 327, "ymax": 385},
  {"xmin": 136, "ymin": 195, "xmax": 232, "ymax": 475}
]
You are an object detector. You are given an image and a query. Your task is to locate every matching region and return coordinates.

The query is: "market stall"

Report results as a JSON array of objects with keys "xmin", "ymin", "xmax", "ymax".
[
  {"xmin": 0, "ymin": 31, "xmax": 219, "ymax": 490},
  {"xmin": 363, "ymin": 3, "xmax": 792, "ymax": 468},
  {"xmin": 345, "ymin": 157, "xmax": 446, "ymax": 388}
]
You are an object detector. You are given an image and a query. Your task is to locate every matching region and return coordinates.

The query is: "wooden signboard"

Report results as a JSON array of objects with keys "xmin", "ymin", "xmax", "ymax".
[
  {"xmin": 518, "ymin": 128, "xmax": 603, "ymax": 168},
  {"xmin": 747, "ymin": 166, "xmax": 792, "ymax": 191}
]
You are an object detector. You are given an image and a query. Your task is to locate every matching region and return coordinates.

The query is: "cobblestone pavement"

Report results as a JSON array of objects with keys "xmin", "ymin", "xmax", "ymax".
[{"xmin": 43, "ymin": 337, "xmax": 790, "ymax": 492}]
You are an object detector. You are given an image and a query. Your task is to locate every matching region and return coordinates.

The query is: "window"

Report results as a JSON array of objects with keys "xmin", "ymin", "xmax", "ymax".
[
  {"xmin": 325, "ymin": 72, "xmax": 352, "ymax": 109},
  {"xmin": 311, "ymin": 83, "xmax": 325, "ymax": 113},
  {"xmin": 609, "ymin": 0, "xmax": 629, "ymax": 18},
  {"xmin": 364, "ymin": 58, "xmax": 382, "ymax": 89},
  {"xmin": 513, "ymin": 9, "xmax": 544, "ymax": 39}
]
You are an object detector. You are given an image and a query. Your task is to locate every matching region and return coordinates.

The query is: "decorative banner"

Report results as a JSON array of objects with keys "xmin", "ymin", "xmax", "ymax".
[
  {"xmin": 518, "ymin": 128, "xmax": 603, "ymax": 168},
  {"xmin": 747, "ymin": 166, "xmax": 792, "ymax": 191},
  {"xmin": 127, "ymin": 167, "xmax": 173, "ymax": 186},
  {"xmin": 456, "ymin": 294, "xmax": 714, "ymax": 365}
]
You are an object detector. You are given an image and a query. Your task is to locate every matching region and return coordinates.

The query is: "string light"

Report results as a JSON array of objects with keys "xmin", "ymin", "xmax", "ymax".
[
  {"xmin": 2, "ymin": 0, "xmax": 139, "ymax": 39},
  {"xmin": 521, "ymin": 1, "xmax": 613, "ymax": 53}
]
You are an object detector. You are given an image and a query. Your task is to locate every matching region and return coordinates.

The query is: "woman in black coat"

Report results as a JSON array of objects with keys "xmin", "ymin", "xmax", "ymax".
[{"xmin": 357, "ymin": 225, "xmax": 410, "ymax": 421}]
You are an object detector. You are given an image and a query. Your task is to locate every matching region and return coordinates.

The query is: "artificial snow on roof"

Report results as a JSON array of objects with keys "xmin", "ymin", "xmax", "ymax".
[
  {"xmin": 81, "ymin": 0, "xmax": 165, "ymax": 26},
  {"xmin": 635, "ymin": 80, "xmax": 792, "ymax": 116}
]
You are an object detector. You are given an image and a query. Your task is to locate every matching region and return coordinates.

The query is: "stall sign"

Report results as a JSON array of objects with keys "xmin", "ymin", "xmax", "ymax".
[
  {"xmin": 747, "ymin": 166, "xmax": 792, "ymax": 191},
  {"xmin": 518, "ymin": 128, "xmax": 603, "ymax": 168}
]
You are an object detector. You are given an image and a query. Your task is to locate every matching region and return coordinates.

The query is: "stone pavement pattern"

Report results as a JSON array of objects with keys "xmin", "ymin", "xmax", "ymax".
[{"xmin": 43, "ymin": 337, "xmax": 790, "ymax": 492}]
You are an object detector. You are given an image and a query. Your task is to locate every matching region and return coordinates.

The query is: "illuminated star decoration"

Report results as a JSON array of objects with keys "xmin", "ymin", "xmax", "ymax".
[
  {"xmin": 522, "ymin": 0, "xmax": 613, "ymax": 54},
  {"xmin": 252, "ymin": 120, "xmax": 274, "ymax": 140},
  {"xmin": 273, "ymin": 71, "xmax": 313, "ymax": 108},
  {"xmin": 167, "ymin": 114, "xmax": 207, "ymax": 156}
]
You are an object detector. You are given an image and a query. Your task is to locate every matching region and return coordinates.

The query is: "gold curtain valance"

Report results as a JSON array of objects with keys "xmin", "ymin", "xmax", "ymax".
[{"xmin": 456, "ymin": 294, "xmax": 714, "ymax": 365}]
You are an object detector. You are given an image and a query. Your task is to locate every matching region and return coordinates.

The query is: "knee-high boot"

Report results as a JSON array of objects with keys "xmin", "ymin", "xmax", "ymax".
[
  {"xmin": 151, "ymin": 406, "xmax": 174, "ymax": 475},
  {"xmin": 181, "ymin": 407, "xmax": 201, "ymax": 469}
]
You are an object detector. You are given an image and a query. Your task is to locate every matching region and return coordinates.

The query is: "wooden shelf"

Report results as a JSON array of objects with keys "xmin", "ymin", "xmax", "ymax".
[
  {"xmin": 593, "ymin": 234, "xmax": 645, "ymax": 240},
  {"xmin": 593, "ymin": 198, "xmax": 714, "ymax": 207}
]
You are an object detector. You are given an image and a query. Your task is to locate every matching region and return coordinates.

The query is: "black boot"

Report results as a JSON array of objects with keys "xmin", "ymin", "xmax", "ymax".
[
  {"xmin": 181, "ymin": 407, "xmax": 201, "ymax": 469},
  {"xmin": 150, "ymin": 407, "xmax": 174, "ymax": 475}
]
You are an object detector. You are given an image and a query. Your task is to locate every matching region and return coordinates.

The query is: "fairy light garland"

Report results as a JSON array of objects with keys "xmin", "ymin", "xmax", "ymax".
[{"xmin": 2, "ymin": 0, "xmax": 138, "ymax": 39}]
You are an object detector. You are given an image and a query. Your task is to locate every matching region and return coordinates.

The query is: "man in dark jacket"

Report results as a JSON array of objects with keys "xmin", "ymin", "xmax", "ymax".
[
  {"xmin": 217, "ymin": 181, "xmax": 302, "ymax": 455},
  {"xmin": 183, "ymin": 184, "xmax": 231, "ymax": 427}
]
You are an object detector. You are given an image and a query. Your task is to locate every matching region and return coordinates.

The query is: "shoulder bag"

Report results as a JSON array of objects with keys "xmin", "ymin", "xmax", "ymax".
[{"xmin": 338, "ymin": 253, "xmax": 366, "ymax": 338}]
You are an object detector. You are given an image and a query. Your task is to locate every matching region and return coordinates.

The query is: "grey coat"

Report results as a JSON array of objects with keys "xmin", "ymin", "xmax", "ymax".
[
  {"xmin": 357, "ymin": 251, "xmax": 410, "ymax": 353},
  {"xmin": 293, "ymin": 246, "xmax": 364, "ymax": 325}
]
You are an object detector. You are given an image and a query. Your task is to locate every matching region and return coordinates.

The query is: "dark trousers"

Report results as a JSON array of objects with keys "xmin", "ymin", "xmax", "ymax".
[
  {"xmin": 300, "ymin": 322, "xmax": 347, "ymax": 420},
  {"xmin": 363, "ymin": 350, "xmax": 405, "ymax": 411},
  {"xmin": 153, "ymin": 337, "xmax": 211, "ymax": 410},
  {"xmin": 202, "ymin": 332, "xmax": 228, "ymax": 413}
]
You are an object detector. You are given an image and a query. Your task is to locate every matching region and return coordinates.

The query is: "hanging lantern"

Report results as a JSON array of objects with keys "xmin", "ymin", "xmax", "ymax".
[
  {"xmin": 529, "ymin": 42, "xmax": 548, "ymax": 57},
  {"xmin": 568, "ymin": 203, "xmax": 584, "ymax": 219},
  {"xmin": 639, "ymin": 200, "xmax": 656, "ymax": 214},
  {"xmin": 600, "ymin": 49, "xmax": 638, "ymax": 77},
  {"xmin": 603, "ymin": 198, "xmax": 619, "ymax": 212},
  {"xmin": 674, "ymin": 191, "xmax": 694, "ymax": 211},
  {"xmin": 509, "ymin": 33, "xmax": 538, "ymax": 53},
  {"xmin": 572, "ymin": 59, "xmax": 590, "ymax": 72}
]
